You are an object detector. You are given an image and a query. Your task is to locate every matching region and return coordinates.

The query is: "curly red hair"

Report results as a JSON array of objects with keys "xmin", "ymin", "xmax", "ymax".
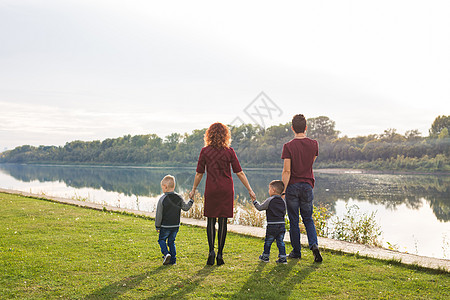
[{"xmin": 204, "ymin": 122, "xmax": 231, "ymax": 148}]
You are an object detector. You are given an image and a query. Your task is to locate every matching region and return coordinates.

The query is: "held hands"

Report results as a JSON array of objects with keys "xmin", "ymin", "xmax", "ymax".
[
  {"xmin": 191, "ymin": 186, "xmax": 256, "ymax": 201},
  {"xmin": 249, "ymin": 190, "xmax": 256, "ymax": 201},
  {"xmin": 189, "ymin": 189, "xmax": 196, "ymax": 199}
]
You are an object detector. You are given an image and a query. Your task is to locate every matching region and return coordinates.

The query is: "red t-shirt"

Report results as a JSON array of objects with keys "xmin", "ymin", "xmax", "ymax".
[{"xmin": 281, "ymin": 138, "xmax": 318, "ymax": 188}]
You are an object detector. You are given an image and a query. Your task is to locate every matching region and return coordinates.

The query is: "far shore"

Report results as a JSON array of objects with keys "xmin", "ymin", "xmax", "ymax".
[{"xmin": 0, "ymin": 162, "xmax": 448, "ymax": 175}]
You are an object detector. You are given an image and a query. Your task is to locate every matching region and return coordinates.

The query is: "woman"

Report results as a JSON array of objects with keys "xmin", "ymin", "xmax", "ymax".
[{"xmin": 189, "ymin": 122, "xmax": 256, "ymax": 266}]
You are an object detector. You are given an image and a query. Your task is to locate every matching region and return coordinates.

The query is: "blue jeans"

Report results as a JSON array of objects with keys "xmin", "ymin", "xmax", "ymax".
[
  {"xmin": 286, "ymin": 182, "xmax": 318, "ymax": 256},
  {"xmin": 262, "ymin": 224, "xmax": 286, "ymax": 258},
  {"xmin": 158, "ymin": 227, "xmax": 179, "ymax": 263}
]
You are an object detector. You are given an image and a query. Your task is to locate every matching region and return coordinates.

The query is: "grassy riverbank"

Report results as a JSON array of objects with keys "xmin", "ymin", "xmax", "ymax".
[{"xmin": 1, "ymin": 193, "xmax": 449, "ymax": 299}]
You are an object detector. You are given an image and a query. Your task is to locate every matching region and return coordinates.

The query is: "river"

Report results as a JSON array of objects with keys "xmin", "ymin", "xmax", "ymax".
[{"xmin": 0, "ymin": 163, "xmax": 449, "ymax": 259}]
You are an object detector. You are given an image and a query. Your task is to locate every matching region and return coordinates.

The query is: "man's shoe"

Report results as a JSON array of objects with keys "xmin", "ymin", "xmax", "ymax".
[
  {"xmin": 163, "ymin": 253, "xmax": 172, "ymax": 265},
  {"xmin": 259, "ymin": 255, "xmax": 269, "ymax": 263},
  {"xmin": 312, "ymin": 245, "xmax": 323, "ymax": 263},
  {"xmin": 276, "ymin": 258, "xmax": 287, "ymax": 264},
  {"xmin": 288, "ymin": 252, "xmax": 301, "ymax": 259}
]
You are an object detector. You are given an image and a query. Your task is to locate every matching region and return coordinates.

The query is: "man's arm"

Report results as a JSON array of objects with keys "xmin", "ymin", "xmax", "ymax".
[{"xmin": 281, "ymin": 158, "xmax": 291, "ymax": 194}]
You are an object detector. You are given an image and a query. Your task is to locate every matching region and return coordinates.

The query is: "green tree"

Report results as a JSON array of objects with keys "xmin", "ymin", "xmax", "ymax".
[
  {"xmin": 429, "ymin": 115, "xmax": 450, "ymax": 137},
  {"xmin": 380, "ymin": 128, "xmax": 405, "ymax": 142},
  {"xmin": 165, "ymin": 133, "xmax": 182, "ymax": 144},
  {"xmin": 405, "ymin": 129, "xmax": 422, "ymax": 141},
  {"xmin": 307, "ymin": 116, "xmax": 339, "ymax": 141},
  {"xmin": 438, "ymin": 127, "xmax": 449, "ymax": 139}
]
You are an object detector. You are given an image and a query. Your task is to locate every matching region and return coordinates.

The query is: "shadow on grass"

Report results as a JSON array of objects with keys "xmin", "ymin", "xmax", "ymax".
[
  {"xmin": 148, "ymin": 265, "xmax": 214, "ymax": 299},
  {"xmin": 83, "ymin": 266, "xmax": 166, "ymax": 299},
  {"xmin": 232, "ymin": 259, "xmax": 320, "ymax": 299}
]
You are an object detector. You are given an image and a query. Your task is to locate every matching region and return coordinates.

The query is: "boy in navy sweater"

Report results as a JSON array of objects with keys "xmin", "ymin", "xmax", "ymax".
[
  {"xmin": 253, "ymin": 180, "xmax": 287, "ymax": 264},
  {"xmin": 155, "ymin": 175, "xmax": 194, "ymax": 265}
]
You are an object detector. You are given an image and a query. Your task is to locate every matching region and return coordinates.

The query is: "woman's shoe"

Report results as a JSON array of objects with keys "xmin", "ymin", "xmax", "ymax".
[
  {"xmin": 216, "ymin": 254, "xmax": 224, "ymax": 266},
  {"xmin": 207, "ymin": 251, "xmax": 215, "ymax": 265}
]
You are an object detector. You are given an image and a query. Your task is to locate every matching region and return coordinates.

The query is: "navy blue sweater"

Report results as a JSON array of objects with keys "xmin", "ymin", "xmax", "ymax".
[{"xmin": 253, "ymin": 195, "xmax": 286, "ymax": 225}]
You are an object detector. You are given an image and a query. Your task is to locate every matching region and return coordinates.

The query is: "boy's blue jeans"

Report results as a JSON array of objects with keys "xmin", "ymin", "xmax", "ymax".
[
  {"xmin": 262, "ymin": 224, "xmax": 286, "ymax": 258},
  {"xmin": 286, "ymin": 182, "xmax": 318, "ymax": 257},
  {"xmin": 158, "ymin": 227, "xmax": 179, "ymax": 263}
]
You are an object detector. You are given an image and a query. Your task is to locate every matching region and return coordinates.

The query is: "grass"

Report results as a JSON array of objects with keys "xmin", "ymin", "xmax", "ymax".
[{"xmin": 1, "ymin": 193, "xmax": 449, "ymax": 299}]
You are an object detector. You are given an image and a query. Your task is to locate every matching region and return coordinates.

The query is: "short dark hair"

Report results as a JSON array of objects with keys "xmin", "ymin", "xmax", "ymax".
[
  {"xmin": 292, "ymin": 114, "xmax": 307, "ymax": 133},
  {"xmin": 269, "ymin": 180, "xmax": 285, "ymax": 194}
]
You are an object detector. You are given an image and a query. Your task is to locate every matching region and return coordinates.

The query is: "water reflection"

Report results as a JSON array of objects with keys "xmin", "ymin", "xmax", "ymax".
[
  {"xmin": 0, "ymin": 163, "xmax": 449, "ymax": 221},
  {"xmin": 0, "ymin": 164, "xmax": 196, "ymax": 197},
  {"xmin": 313, "ymin": 173, "xmax": 450, "ymax": 222}
]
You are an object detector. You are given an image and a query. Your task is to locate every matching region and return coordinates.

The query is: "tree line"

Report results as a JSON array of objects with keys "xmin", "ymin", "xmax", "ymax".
[{"xmin": 1, "ymin": 115, "xmax": 449, "ymax": 171}]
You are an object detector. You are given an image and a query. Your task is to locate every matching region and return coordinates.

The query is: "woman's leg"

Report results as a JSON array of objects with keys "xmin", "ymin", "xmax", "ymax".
[
  {"xmin": 217, "ymin": 217, "xmax": 227, "ymax": 265},
  {"xmin": 206, "ymin": 217, "xmax": 216, "ymax": 265},
  {"xmin": 207, "ymin": 217, "xmax": 216, "ymax": 252}
]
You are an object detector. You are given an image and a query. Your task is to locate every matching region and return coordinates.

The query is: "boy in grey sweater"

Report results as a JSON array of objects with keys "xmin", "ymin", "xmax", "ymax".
[
  {"xmin": 253, "ymin": 180, "xmax": 287, "ymax": 264},
  {"xmin": 155, "ymin": 175, "xmax": 194, "ymax": 265}
]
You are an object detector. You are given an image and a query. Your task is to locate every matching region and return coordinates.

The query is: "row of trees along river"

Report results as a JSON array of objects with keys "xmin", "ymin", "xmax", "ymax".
[{"xmin": 1, "ymin": 115, "xmax": 449, "ymax": 172}]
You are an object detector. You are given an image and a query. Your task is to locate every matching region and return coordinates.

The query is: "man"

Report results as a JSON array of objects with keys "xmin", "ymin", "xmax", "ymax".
[{"xmin": 281, "ymin": 114, "xmax": 323, "ymax": 262}]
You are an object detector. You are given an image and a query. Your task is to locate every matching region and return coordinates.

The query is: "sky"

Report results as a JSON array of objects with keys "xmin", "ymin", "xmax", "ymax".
[{"xmin": 1, "ymin": 0, "xmax": 449, "ymax": 151}]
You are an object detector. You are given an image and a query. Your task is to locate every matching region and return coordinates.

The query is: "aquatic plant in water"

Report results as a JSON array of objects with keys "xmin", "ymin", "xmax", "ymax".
[{"xmin": 329, "ymin": 204, "xmax": 382, "ymax": 247}]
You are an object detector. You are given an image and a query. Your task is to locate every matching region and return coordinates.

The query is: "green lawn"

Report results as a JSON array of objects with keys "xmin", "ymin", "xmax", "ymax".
[{"xmin": 1, "ymin": 192, "xmax": 448, "ymax": 299}]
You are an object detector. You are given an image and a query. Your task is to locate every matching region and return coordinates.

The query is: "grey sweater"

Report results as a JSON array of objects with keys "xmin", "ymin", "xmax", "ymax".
[{"xmin": 155, "ymin": 192, "xmax": 194, "ymax": 229}]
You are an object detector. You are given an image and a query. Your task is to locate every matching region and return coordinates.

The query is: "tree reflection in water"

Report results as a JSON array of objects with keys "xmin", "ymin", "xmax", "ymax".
[{"xmin": 0, "ymin": 164, "xmax": 448, "ymax": 221}]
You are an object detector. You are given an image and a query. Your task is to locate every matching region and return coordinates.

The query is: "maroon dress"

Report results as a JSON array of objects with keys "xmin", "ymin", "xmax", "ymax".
[{"xmin": 196, "ymin": 146, "xmax": 243, "ymax": 218}]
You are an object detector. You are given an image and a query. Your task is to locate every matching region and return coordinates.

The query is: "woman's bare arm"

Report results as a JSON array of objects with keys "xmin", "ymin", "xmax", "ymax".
[
  {"xmin": 189, "ymin": 172, "xmax": 204, "ymax": 198},
  {"xmin": 236, "ymin": 171, "xmax": 256, "ymax": 200}
]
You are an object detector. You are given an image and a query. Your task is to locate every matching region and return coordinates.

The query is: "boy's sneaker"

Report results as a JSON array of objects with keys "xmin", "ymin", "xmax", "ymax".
[
  {"xmin": 163, "ymin": 253, "xmax": 172, "ymax": 265},
  {"xmin": 259, "ymin": 255, "xmax": 269, "ymax": 263},
  {"xmin": 312, "ymin": 245, "xmax": 323, "ymax": 263},
  {"xmin": 276, "ymin": 258, "xmax": 287, "ymax": 264},
  {"xmin": 288, "ymin": 252, "xmax": 301, "ymax": 259}
]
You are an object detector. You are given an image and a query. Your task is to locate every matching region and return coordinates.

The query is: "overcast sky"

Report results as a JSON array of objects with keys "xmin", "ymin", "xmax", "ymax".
[{"xmin": 1, "ymin": 0, "xmax": 449, "ymax": 151}]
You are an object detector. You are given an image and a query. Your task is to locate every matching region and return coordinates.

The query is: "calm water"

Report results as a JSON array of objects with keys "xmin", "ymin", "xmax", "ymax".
[{"xmin": 1, "ymin": 163, "xmax": 449, "ymax": 259}]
